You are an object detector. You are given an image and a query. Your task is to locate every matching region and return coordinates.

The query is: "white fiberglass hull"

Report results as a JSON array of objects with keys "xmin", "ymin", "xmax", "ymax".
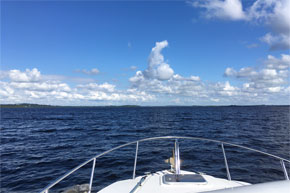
[{"xmin": 98, "ymin": 170, "xmax": 250, "ymax": 193}]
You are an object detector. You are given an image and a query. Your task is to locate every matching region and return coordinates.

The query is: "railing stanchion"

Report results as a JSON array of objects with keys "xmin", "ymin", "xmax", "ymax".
[
  {"xmin": 133, "ymin": 141, "xmax": 139, "ymax": 179},
  {"xmin": 174, "ymin": 139, "xmax": 181, "ymax": 175},
  {"xmin": 280, "ymin": 159, "xmax": 289, "ymax": 180},
  {"xmin": 221, "ymin": 143, "xmax": 231, "ymax": 181},
  {"xmin": 89, "ymin": 158, "xmax": 96, "ymax": 193}
]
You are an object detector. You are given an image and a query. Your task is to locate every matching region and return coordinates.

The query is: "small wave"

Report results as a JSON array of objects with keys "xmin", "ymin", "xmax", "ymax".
[
  {"xmin": 33, "ymin": 128, "xmax": 57, "ymax": 133},
  {"xmin": 49, "ymin": 144, "xmax": 75, "ymax": 151}
]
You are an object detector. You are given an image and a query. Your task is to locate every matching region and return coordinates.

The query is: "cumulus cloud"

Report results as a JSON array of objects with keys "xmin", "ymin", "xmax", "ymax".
[
  {"xmin": 224, "ymin": 54, "xmax": 289, "ymax": 95},
  {"xmin": 0, "ymin": 82, "xmax": 14, "ymax": 97},
  {"xmin": 129, "ymin": 41, "xmax": 289, "ymax": 105},
  {"xmin": 192, "ymin": 0, "xmax": 245, "ymax": 20},
  {"xmin": 9, "ymin": 68, "xmax": 41, "ymax": 82},
  {"xmin": 130, "ymin": 40, "xmax": 199, "ymax": 86},
  {"xmin": 77, "ymin": 82, "xmax": 116, "ymax": 93},
  {"xmin": 131, "ymin": 74, "xmax": 203, "ymax": 97},
  {"xmin": 224, "ymin": 67, "xmax": 258, "ymax": 78},
  {"xmin": 0, "ymin": 68, "xmax": 154, "ymax": 105},
  {"xmin": 75, "ymin": 83, "xmax": 155, "ymax": 102},
  {"xmin": 249, "ymin": 0, "xmax": 290, "ymax": 50},
  {"xmin": 142, "ymin": 40, "xmax": 174, "ymax": 80},
  {"xmin": 266, "ymin": 54, "xmax": 290, "ymax": 70},
  {"xmin": 130, "ymin": 40, "xmax": 202, "ymax": 99},
  {"xmin": 248, "ymin": 0, "xmax": 290, "ymax": 32},
  {"xmin": 10, "ymin": 82, "xmax": 71, "ymax": 92},
  {"xmin": 212, "ymin": 81, "xmax": 239, "ymax": 97},
  {"xmin": 192, "ymin": 0, "xmax": 290, "ymax": 50},
  {"xmin": 1, "ymin": 43, "xmax": 289, "ymax": 105},
  {"xmin": 260, "ymin": 33, "xmax": 290, "ymax": 51}
]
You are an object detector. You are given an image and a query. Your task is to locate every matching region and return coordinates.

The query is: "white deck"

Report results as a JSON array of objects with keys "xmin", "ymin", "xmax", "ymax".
[{"xmin": 98, "ymin": 170, "xmax": 249, "ymax": 193}]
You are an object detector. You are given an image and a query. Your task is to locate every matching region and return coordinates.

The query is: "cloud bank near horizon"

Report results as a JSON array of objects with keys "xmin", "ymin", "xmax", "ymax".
[{"xmin": 1, "ymin": 40, "xmax": 289, "ymax": 105}]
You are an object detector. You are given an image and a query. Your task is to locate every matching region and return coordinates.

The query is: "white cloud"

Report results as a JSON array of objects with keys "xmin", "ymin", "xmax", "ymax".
[
  {"xmin": 42, "ymin": 74, "xmax": 95, "ymax": 84},
  {"xmin": 260, "ymin": 33, "xmax": 290, "ymax": 50},
  {"xmin": 224, "ymin": 67, "xmax": 236, "ymax": 77},
  {"xmin": 143, "ymin": 40, "xmax": 174, "ymax": 80},
  {"xmin": 192, "ymin": 0, "xmax": 290, "ymax": 50},
  {"xmin": 192, "ymin": 0, "xmax": 245, "ymax": 20},
  {"xmin": 224, "ymin": 54, "xmax": 289, "ymax": 95},
  {"xmin": 0, "ymin": 70, "xmax": 74, "ymax": 102},
  {"xmin": 0, "ymin": 82, "xmax": 14, "ymax": 97},
  {"xmin": 1, "ymin": 43, "xmax": 289, "ymax": 105},
  {"xmin": 268, "ymin": 86, "xmax": 281, "ymax": 93},
  {"xmin": 0, "ymin": 68, "xmax": 155, "ymax": 105},
  {"xmin": 128, "ymin": 40, "xmax": 175, "ymax": 82},
  {"xmin": 266, "ymin": 54, "xmax": 290, "ymax": 70},
  {"xmin": 156, "ymin": 63, "xmax": 174, "ymax": 80},
  {"xmin": 212, "ymin": 81, "xmax": 239, "ymax": 97},
  {"xmin": 9, "ymin": 68, "xmax": 41, "ymax": 82},
  {"xmin": 225, "ymin": 67, "xmax": 260, "ymax": 78},
  {"xmin": 237, "ymin": 67, "xmax": 258, "ymax": 78},
  {"xmin": 248, "ymin": 0, "xmax": 290, "ymax": 32},
  {"xmin": 11, "ymin": 82, "xmax": 71, "ymax": 92},
  {"xmin": 210, "ymin": 98, "xmax": 220, "ymax": 102},
  {"xmin": 250, "ymin": 0, "xmax": 290, "ymax": 50},
  {"xmin": 76, "ymin": 85, "xmax": 155, "ymax": 102},
  {"xmin": 77, "ymin": 68, "xmax": 100, "ymax": 75},
  {"xmin": 130, "ymin": 41, "xmax": 202, "ymax": 99},
  {"xmin": 77, "ymin": 82, "xmax": 116, "ymax": 92},
  {"xmin": 129, "ymin": 41, "xmax": 289, "ymax": 105}
]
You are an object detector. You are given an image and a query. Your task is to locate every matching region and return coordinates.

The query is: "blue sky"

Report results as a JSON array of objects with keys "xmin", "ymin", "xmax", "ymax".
[{"xmin": 1, "ymin": 0, "xmax": 289, "ymax": 105}]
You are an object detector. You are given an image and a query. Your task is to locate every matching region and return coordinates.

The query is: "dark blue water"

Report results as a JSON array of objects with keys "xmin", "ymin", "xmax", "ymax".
[{"xmin": 1, "ymin": 106, "xmax": 290, "ymax": 192}]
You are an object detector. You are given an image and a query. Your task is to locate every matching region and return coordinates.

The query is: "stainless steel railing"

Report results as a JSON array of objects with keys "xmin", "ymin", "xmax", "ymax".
[{"xmin": 39, "ymin": 136, "xmax": 290, "ymax": 193}]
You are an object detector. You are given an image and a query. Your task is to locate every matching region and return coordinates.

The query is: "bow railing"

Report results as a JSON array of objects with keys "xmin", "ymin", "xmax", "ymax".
[{"xmin": 39, "ymin": 136, "xmax": 290, "ymax": 193}]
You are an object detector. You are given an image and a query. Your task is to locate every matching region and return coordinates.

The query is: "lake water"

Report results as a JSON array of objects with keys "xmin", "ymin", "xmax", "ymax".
[{"xmin": 1, "ymin": 106, "xmax": 289, "ymax": 192}]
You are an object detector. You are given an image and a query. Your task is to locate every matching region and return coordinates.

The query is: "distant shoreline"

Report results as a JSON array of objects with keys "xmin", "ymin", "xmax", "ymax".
[{"xmin": 1, "ymin": 103, "xmax": 289, "ymax": 108}]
